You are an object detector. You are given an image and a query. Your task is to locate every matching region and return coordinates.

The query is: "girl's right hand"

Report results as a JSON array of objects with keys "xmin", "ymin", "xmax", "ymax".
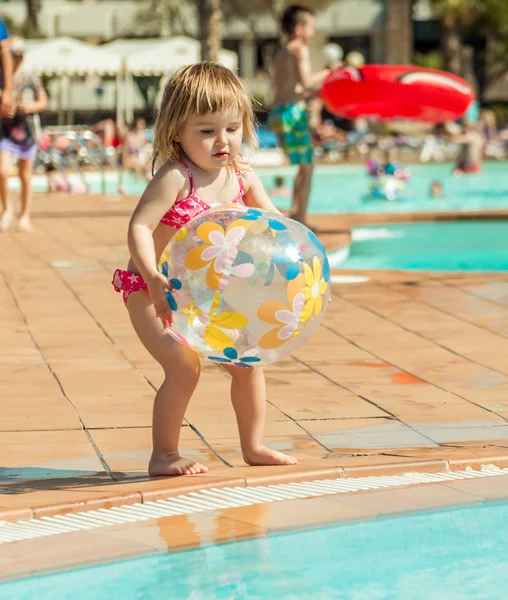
[{"xmin": 147, "ymin": 272, "xmax": 176, "ymax": 329}]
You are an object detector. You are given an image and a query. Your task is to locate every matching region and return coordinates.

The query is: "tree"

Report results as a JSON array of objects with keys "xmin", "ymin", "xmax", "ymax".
[
  {"xmin": 24, "ymin": 0, "xmax": 41, "ymax": 38},
  {"xmin": 430, "ymin": 0, "xmax": 477, "ymax": 75},
  {"xmin": 385, "ymin": 0, "xmax": 414, "ymax": 64},
  {"xmin": 196, "ymin": 0, "xmax": 223, "ymax": 62}
]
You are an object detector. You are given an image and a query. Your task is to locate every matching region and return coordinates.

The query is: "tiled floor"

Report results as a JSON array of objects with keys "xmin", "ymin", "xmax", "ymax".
[{"xmin": 2, "ymin": 193, "xmax": 508, "ymax": 520}]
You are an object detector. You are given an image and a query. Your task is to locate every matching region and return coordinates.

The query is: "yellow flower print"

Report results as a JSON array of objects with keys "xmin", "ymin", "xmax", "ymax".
[
  {"xmin": 157, "ymin": 246, "xmax": 171, "ymax": 272},
  {"xmin": 175, "ymin": 227, "xmax": 188, "ymax": 241},
  {"xmin": 257, "ymin": 276, "xmax": 305, "ymax": 349},
  {"xmin": 300, "ymin": 256, "xmax": 328, "ymax": 323},
  {"xmin": 184, "ymin": 220, "xmax": 254, "ymax": 291},
  {"xmin": 198, "ymin": 292, "xmax": 248, "ymax": 352},
  {"xmin": 182, "ymin": 301, "xmax": 202, "ymax": 325}
]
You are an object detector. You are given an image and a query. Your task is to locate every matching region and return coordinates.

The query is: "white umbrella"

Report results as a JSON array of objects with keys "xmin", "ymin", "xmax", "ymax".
[
  {"xmin": 127, "ymin": 36, "xmax": 238, "ymax": 75},
  {"xmin": 23, "ymin": 36, "xmax": 121, "ymax": 76}
]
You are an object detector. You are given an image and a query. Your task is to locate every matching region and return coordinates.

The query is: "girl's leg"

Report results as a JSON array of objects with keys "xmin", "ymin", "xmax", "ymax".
[
  {"xmin": 0, "ymin": 151, "xmax": 13, "ymax": 231},
  {"xmin": 18, "ymin": 158, "xmax": 34, "ymax": 231},
  {"xmin": 221, "ymin": 365, "xmax": 297, "ymax": 466},
  {"xmin": 128, "ymin": 290, "xmax": 207, "ymax": 476}
]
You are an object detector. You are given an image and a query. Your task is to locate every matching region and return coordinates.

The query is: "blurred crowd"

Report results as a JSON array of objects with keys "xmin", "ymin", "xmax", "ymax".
[{"xmin": 35, "ymin": 117, "xmax": 153, "ymax": 195}]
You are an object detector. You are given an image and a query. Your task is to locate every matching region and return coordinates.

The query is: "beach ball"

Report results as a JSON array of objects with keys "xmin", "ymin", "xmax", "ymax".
[{"xmin": 157, "ymin": 206, "xmax": 331, "ymax": 367}]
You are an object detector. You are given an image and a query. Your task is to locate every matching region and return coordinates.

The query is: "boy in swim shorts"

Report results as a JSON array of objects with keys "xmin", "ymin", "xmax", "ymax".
[{"xmin": 269, "ymin": 4, "xmax": 330, "ymax": 227}]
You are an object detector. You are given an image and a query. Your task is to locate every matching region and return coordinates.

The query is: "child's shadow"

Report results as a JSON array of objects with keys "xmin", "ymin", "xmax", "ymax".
[{"xmin": 0, "ymin": 467, "xmax": 149, "ymax": 495}]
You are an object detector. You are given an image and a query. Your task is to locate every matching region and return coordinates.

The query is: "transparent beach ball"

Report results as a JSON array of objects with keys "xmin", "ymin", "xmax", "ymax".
[{"xmin": 158, "ymin": 206, "xmax": 331, "ymax": 367}]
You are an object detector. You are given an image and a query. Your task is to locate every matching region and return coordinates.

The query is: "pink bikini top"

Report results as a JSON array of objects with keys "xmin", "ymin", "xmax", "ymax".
[{"xmin": 160, "ymin": 159, "xmax": 245, "ymax": 229}]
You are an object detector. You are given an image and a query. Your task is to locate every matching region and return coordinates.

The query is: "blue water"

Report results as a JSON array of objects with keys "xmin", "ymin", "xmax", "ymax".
[
  {"xmin": 333, "ymin": 220, "xmax": 508, "ymax": 271},
  {"xmin": 3, "ymin": 502, "xmax": 508, "ymax": 599},
  {"xmin": 260, "ymin": 162, "xmax": 508, "ymax": 215},
  {"xmin": 28, "ymin": 162, "xmax": 508, "ymax": 215}
]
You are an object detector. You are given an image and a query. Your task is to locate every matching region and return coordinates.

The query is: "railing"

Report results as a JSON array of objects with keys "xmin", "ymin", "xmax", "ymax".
[{"xmin": 37, "ymin": 126, "xmax": 121, "ymax": 194}]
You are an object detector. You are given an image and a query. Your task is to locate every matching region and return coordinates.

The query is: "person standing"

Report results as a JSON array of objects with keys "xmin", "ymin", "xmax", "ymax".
[
  {"xmin": 0, "ymin": 37, "xmax": 47, "ymax": 232},
  {"xmin": 269, "ymin": 5, "xmax": 329, "ymax": 228}
]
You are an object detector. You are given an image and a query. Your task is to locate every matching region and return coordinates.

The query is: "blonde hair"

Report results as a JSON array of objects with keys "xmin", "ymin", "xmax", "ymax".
[{"xmin": 152, "ymin": 62, "xmax": 258, "ymax": 173}]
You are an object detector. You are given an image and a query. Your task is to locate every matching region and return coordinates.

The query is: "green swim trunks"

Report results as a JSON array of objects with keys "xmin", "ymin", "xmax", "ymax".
[{"xmin": 268, "ymin": 102, "xmax": 313, "ymax": 165}]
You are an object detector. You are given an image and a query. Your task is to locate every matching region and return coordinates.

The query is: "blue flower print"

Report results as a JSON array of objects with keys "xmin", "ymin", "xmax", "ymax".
[
  {"xmin": 159, "ymin": 260, "xmax": 183, "ymax": 309},
  {"xmin": 242, "ymin": 208, "xmax": 287, "ymax": 231},
  {"xmin": 308, "ymin": 230, "xmax": 330, "ymax": 283},
  {"xmin": 264, "ymin": 230, "xmax": 302, "ymax": 286},
  {"xmin": 207, "ymin": 347, "xmax": 261, "ymax": 368},
  {"xmin": 164, "ymin": 277, "xmax": 182, "ymax": 311}
]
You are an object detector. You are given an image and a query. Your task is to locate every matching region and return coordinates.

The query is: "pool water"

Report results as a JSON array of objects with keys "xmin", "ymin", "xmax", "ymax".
[
  {"xmin": 331, "ymin": 221, "xmax": 508, "ymax": 271},
  {"xmin": 3, "ymin": 501, "xmax": 508, "ymax": 599},
  {"xmin": 261, "ymin": 162, "xmax": 508, "ymax": 215},
  {"xmin": 19, "ymin": 162, "xmax": 508, "ymax": 215}
]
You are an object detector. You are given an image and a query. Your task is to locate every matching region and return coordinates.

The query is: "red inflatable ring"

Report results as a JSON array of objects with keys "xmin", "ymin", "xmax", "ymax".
[{"xmin": 321, "ymin": 65, "xmax": 474, "ymax": 123}]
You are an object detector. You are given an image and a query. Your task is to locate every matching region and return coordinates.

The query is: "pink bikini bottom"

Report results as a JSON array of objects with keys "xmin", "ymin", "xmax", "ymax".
[{"xmin": 112, "ymin": 269, "xmax": 148, "ymax": 307}]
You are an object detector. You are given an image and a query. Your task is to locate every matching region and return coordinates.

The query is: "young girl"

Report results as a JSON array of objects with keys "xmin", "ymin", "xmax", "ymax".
[{"xmin": 112, "ymin": 63, "xmax": 297, "ymax": 477}]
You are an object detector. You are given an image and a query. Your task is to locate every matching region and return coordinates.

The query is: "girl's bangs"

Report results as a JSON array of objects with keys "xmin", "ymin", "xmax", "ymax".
[{"xmin": 192, "ymin": 80, "xmax": 251, "ymax": 117}]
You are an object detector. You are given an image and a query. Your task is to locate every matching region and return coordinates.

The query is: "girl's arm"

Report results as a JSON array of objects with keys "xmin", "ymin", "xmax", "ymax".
[
  {"xmin": 0, "ymin": 40, "xmax": 13, "ymax": 117},
  {"xmin": 128, "ymin": 164, "xmax": 185, "ymax": 325},
  {"xmin": 243, "ymin": 170, "xmax": 282, "ymax": 214},
  {"xmin": 128, "ymin": 163, "xmax": 184, "ymax": 281}
]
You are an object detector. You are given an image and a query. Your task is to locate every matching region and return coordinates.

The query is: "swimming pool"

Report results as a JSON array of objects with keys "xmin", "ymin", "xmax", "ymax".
[
  {"xmin": 331, "ymin": 220, "xmax": 508, "ymax": 271},
  {"xmin": 18, "ymin": 162, "xmax": 508, "ymax": 215},
  {"xmin": 3, "ymin": 501, "xmax": 508, "ymax": 599}
]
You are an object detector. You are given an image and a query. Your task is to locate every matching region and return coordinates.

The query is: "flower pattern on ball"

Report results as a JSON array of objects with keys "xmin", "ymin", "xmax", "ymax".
[
  {"xmin": 207, "ymin": 347, "xmax": 261, "ymax": 368},
  {"xmin": 307, "ymin": 230, "xmax": 330, "ymax": 282},
  {"xmin": 201, "ymin": 292, "xmax": 248, "ymax": 352},
  {"xmin": 300, "ymin": 257, "xmax": 328, "ymax": 322},
  {"xmin": 241, "ymin": 208, "xmax": 287, "ymax": 233},
  {"xmin": 184, "ymin": 220, "xmax": 255, "ymax": 291},
  {"xmin": 257, "ymin": 275, "xmax": 305, "ymax": 349}
]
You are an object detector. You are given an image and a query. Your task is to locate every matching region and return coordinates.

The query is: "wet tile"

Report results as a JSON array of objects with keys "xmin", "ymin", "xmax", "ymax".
[
  {"xmin": 441, "ymin": 474, "xmax": 508, "ymax": 502},
  {"xmin": 0, "ymin": 531, "xmax": 154, "ymax": 582},
  {"xmin": 415, "ymin": 423, "xmax": 508, "ymax": 444},
  {"xmin": 331, "ymin": 482, "xmax": 485, "ymax": 517},
  {"xmin": 298, "ymin": 418, "xmax": 436, "ymax": 449},
  {"xmin": 95, "ymin": 512, "xmax": 266, "ymax": 551},
  {"xmin": 218, "ymin": 496, "xmax": 377, "ymax": 533}
]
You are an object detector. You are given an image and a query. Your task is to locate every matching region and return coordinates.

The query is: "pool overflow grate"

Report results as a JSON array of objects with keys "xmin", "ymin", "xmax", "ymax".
[{"xmin": 0, "ymin": 466, "xmax": 506, "ymax": 544}]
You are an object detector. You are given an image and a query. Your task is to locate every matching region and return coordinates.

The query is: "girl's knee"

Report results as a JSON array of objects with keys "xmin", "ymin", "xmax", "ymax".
[{"xmin": 162, "ymin": 349, "xmax": 201, "ymax": 382}]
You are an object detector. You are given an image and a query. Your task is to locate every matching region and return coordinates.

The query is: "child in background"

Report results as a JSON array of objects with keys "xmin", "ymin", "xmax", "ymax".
[
  {"xmin": 269, "ymin": 4, "xmax": 330, "ymax": 227},
  {"xmin": 45, "ymin": 163, "xmax": 88, "ymax": 194},
  {"xmin": 112, "ymin": 63, "xmax": 298, "ymax": 477},
  {"xmin": 429, "ymin": 180, "xmax": 444, "ymax": 198},
  {"xmin": 268, "ymin": 175, "xmax": 290, "ymax": 198}
]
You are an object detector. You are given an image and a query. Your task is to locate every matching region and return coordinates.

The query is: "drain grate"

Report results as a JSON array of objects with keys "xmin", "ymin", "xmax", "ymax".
[{"xmin": 0, "ymin": 466, "xmax": 506, "ymax": 544}]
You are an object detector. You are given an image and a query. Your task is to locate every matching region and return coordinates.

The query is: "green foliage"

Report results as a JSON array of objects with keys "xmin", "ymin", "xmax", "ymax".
[{"xmin": 413, "ymin": 51, "xmax": 444, "ymax": 70}]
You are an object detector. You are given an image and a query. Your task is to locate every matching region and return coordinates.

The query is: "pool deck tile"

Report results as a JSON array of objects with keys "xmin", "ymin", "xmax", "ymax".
[
  {"xmin": 2, "ymin": 195, "xmax": 508, "ymax": 519},
  {"xmin": 440, "ymin": 474, "xmax": 508, "ymax": 501},
  {"xmin": 0, "ymin": 531, "xmax": 155, "ymax": 582},
  {"xmin": 93, "ymin": 512, "xmax": 267, "ymax": 552},
  {"xmin": 216, "ymin": 496, "xmax": 377, "ymax": 533},
  {"xmin": 330, "ymin": 482, "xmax": 485, "ymax": 517}
]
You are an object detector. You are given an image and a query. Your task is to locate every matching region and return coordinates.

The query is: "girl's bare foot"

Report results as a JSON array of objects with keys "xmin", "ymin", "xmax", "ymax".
[
  {"xmin": 148, "ymin": 452, "xmax": 208, "ymax": 477},
  {"xmin": 243, "ymin": 446, "xmax": 298, "ymax": 466}
]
